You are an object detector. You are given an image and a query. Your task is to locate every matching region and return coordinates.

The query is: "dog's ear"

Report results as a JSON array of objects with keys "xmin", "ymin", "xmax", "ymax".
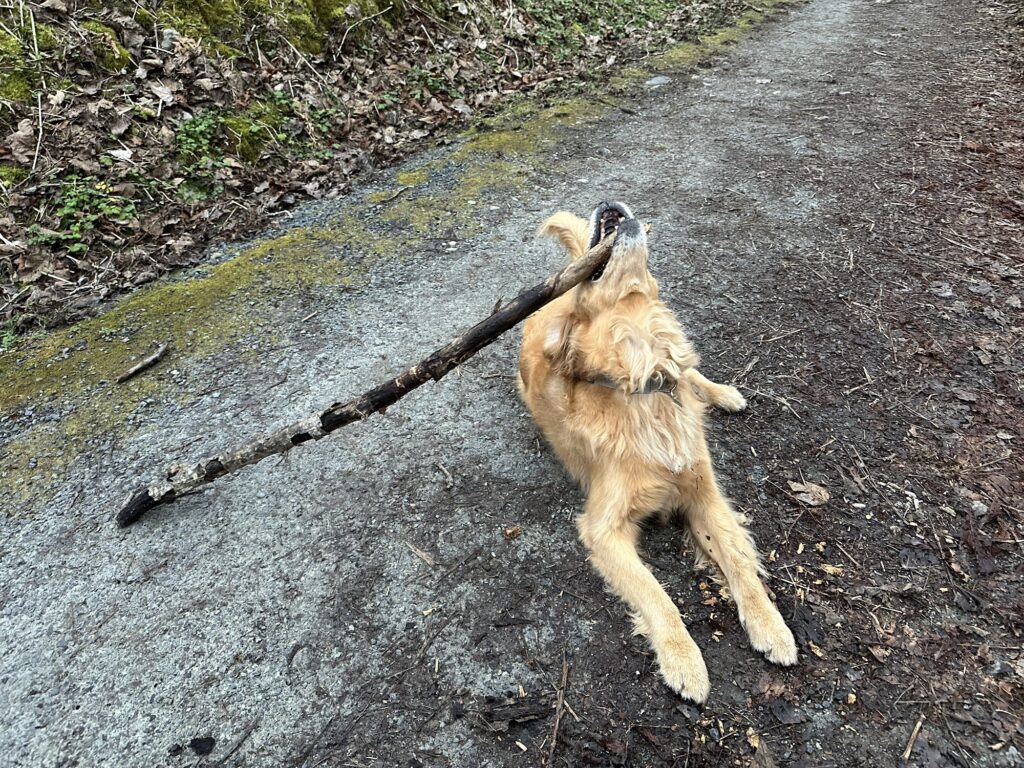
[{"xmin": 538, "ymin": 212, "xmax": 590, "ymax": 260}]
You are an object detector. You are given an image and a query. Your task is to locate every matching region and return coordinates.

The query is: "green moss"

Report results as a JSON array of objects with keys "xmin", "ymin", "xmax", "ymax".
[
  {"xmin": 643, "ymin": 0, "xmax": 801, "ymax": 78},
  {"xmin": 82, "ymin": 21, "xmax": 131, "ymax": 71},
  {"xmin": 0, "ymin": 216, "xmax": 398, "ymax": 414},
  {"xmin": 272, "ymin": 0, "xmax": 322, "ymax": 52},
  {"xmin": 159, "ymin": 0, "xmax": 242, "ymax": 41},
  {"xmin": 396, "ymin": 168, "xmax": 430, "ymax": 186},
  {"xmin": 134, "ymin": 7, "xmax": 156, "ymax": 27},
  {"xmin": 1, "ymin": 164, "xmax": 29, "ymax": 188},
  {"xmin": 3, "ymin": 423, "xmax": 72, "ymax": 510},
  {"xmin": 0, "ymin": 73, "xmax": 31, "ymax": 101},
  {"xmin": 460, "ymin": 99, "xmax": 602, "ymax": 157},
  {"xmin": 0, "ymin": 30, "xmax": 31, "ymax": 102},
  {"xmin": 647, "ymin": 43, "xmax": 701, "ymax": 70},
  {"xmin": 221, "ymin": 99, "xmax": 287, "ymax": 162},
  {"xmin": 0, "ymin": 28, "xmax": 23, "ymax": 60},
  {"xmin": 221, "ymin": 115, "xmax": 267, "ymax": 162},
  {"xmin": 0, "ymin": 213, "xmax": 406, "ymax": 516},
  {"xmin": 159, "ymin": 0, "xmax": 407, "ymax": 55},
  {"xmin": 380, "ymin": 157, "xmax": 525, "ymax": 236},
  {"xmin": 33, "ymin": 22, "xmax": 61, "ymax": 52},
  {"xmin": 374, "ymin": 98, "xmax": 600, "ymax": 237}
]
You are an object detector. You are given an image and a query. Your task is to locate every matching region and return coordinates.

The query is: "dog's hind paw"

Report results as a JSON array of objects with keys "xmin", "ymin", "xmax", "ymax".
[
  {"xmin": 714, "ymin": 386, "xmax": 747, "ymax": 412},
  {"xmin": 657, "ymin": 638, "xmax": 711, "ymax": 703}
]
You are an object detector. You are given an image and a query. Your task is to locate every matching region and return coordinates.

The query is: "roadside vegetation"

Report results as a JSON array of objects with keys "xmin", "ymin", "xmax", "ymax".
[{"xmin": 0, "ymin": 0, "xmax": 751, "ymax": 332}]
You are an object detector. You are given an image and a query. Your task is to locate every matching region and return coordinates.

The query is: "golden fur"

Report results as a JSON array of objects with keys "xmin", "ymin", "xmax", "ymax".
[{"xmin": 518, "ymin": 207, "xmax": 797, "ymax": 702}]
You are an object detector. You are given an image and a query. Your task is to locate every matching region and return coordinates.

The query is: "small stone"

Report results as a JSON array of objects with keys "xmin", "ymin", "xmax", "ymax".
[
  {"xmin": 160, "ymin": 28, "xmax": 180, "ymax": 50},
  {"xmin": 188, "ymin": 737, "xmax": 215, "ymax": 756},
  {"xmin": 645, "ymin": 76, "xmax": 671, "ymax": 88}
]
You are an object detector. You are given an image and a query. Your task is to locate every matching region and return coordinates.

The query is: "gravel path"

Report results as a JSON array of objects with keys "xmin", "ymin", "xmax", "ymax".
[{"xmin": 2, "ymin": 0, "xmax": 1021, "ymax": 765}]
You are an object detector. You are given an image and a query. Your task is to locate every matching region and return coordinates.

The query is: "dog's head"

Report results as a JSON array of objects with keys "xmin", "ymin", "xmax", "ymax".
[
  {"xmin": 578, "ymin": 202, "xmax": 659, "ymax": 317},
  {"xmin": 539, "ymin": 202, "xmax": 658, "ymax": 317}
]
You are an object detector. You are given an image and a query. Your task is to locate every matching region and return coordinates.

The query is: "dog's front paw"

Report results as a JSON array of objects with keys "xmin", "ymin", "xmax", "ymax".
[
  {"xmin": 656, "ymin": 637, "xmax": 710, "ymax": 703},
  {"xmin": 715, "ymin": 386, "xmax": 747, "ymax": 412},
  {"xmin": 743, "ymin": 604, "xmax": 798, "ymax": 667}
]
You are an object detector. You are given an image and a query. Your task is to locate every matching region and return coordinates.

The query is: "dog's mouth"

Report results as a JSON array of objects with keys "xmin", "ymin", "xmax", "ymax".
[{"xmin": 588, "ymin": 201, "xmax": 635, "ymax": 282}]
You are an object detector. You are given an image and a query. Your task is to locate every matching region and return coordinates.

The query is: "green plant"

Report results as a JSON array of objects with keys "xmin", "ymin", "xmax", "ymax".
[
  {"xmin": 28, "ymin": 176, "xmax": 137, "ymax": 254},
  {"xmin": 517, "ymin": 0, "xmax": 678, "ymax": 59},
  {"xmin": 176, "ymin": 178, "xmax": 221, "ymax": 204},
  {"xmin": 377, "ymin": 89, "xmax": 400, "ymax": 108},
  {"xmin": 0, "ymin": 322, "xmax": 18, "ymax": 353},
  {"xmin": 408, "ymin": 64, "xmax": 459, "ymax": 100},
  {"xmin": 176, "ymin": 110, "xmax": 222, "ymax": 166}
]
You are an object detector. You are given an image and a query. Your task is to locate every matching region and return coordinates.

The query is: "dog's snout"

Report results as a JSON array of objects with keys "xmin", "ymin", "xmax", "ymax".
[
  {"xmin": 588, "ymin": 201, "xmax": 637, "ymax": 250},
  {"xmin": 615, "ymin": 218, "xmax": 643, "ymax": 242}
]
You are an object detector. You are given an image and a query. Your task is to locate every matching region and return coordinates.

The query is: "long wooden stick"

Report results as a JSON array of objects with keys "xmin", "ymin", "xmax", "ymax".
[{"xmin": 115, "ymin": 234, "xmax": 615, "ymax": 527}]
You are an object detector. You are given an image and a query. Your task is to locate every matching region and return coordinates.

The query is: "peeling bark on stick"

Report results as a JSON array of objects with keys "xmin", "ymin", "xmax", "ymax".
[{"xmin": 116, "ymin": 234, "xmax": 615, "ymax": 527}]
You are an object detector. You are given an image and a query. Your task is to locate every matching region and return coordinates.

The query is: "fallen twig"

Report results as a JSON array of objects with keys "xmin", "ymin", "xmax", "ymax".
[
  {"xmin": 545, "ymin": 652, "xmax": 571, "ymax": 767},
  {"xmin": 595, "ymin": 96, "xmax": 638, "ymax": 115},
  {"xmin": 902, "ymin": 714, "xmax": 925, "ymax": 764},
  {"xmin": 217, "ymin": 719, "xmax": 259, "ymax": 766},
  {"xmin": 744, "ymin": 387, "xmax": 800, "ymax": 419},
  {"xmin": 379, "ymin": 185, "xmax": 411, "ymax": 203},
  {"xmin": 340, "ymin": 4, "xmax": 395, "ymax": 51},
  {"xmin": 115, "ymin": 234, "xmax": 616, "ymax": 526},
  {"xmin": 116, "ymin": 343, "xmax": 169, "ymax": 384},
  {"xmin": 406, "ymin": 541, "xmax": 437, "ymax": 567},
  {"xmin": 32, "ymin": 92, "xmax": 44, "ymax": 172}
]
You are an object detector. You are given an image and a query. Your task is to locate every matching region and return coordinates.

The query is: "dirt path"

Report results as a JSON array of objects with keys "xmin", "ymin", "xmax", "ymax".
[{"xmin": 1, "ymin": 0, "xmax": 1022, "ymax": 766}]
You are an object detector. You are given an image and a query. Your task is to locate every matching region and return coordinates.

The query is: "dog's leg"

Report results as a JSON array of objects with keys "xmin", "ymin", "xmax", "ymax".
[
  {"xmin": 684, "ymin": 369, "xmax": 746, "ymax": 412},
  {"xmin": 579, "ymin": 477, "xmax": 710, "ymax": 702},
  {"xmin": 679, "ymin": 463, "xmax": 797, "ymax": 666}
]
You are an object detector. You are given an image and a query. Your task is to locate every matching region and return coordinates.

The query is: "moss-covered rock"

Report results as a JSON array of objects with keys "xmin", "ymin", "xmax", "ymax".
[
  {"xmin": 222, "ymin": 99, "xmax": 289, "ymax": 162},
  {"xmin": 158, "ymin": 0, "xmax": 408, "ymax": 55},
  {"xmin": 81, "ymin": 21, "xmax": 131, "ymax": 72}
]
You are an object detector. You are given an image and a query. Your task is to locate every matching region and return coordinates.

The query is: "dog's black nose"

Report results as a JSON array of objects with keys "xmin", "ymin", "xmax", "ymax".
[{"xmin": 615, "ymin": 218, "xmax": 643, "ymax": 241}]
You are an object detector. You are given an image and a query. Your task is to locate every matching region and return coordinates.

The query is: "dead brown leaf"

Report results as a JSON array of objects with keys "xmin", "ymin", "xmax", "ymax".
[{"xmin": 788, "ymin": 481, "xmax": 830, "ymax": 506}]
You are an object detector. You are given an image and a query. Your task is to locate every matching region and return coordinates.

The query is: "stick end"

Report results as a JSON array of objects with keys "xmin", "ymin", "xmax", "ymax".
[{"xmin": 116, "ymin": 487, "xmax": 174, "ymax": 527}]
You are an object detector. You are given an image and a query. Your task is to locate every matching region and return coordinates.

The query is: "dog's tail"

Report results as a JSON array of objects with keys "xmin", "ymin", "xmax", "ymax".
[{"xmin": 538, "ymin": 212, "xmax": 590, "ymax": 261}]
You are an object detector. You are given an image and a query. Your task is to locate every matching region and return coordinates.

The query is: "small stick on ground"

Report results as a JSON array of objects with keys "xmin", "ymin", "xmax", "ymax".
[
  {"xmin": 340, "ymin": 4, "xmax": 394, "ymax": 50},
  {"xmin": 217, "ymin": 719, "xmax": 259, "ymax": 766},
  {"xmin": 117, "ymin": 343, "xmax": 169, "ymax": 384},
  {"xmin": 902, "ymin": 714, "xmax": 925, "ymax": 764},
  {"xmin": 545, "ymin": 652, "xmax": 571, "ymax": 767},
  {"xmin": 596, "ymin": 96, "xmax": 638, "ymax": 115},
  {"xmin": 115, "ymin": 234, "xmax": 616, "ymax": 526},
  {"xmin": 435, "ymin": 461, "xmax": 454, "ymax": 489},
  {"xmin": 32, "ymin": 92, "xmax": 44, "ymax": 172},
  {"xmin": 380, "ymin": 185, "xmax": 411, "ymax": 203},
  {"xmin": 406, "ymin": 541, "xmax": 437, "ymax": 567}
]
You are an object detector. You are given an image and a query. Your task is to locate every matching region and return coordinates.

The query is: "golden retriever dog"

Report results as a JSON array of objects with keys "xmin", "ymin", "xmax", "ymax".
[{"xmin": 517, "ymin": 202, "xmax": 797, "ymax": 702}]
